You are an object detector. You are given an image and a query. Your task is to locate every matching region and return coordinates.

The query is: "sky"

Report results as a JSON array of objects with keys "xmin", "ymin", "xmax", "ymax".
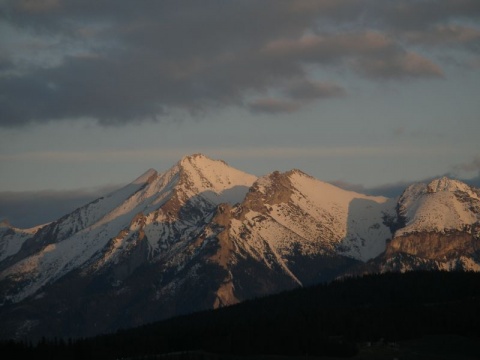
[{"xmin": 1, "ymin": 0, "xmax": 480, "ymax": 227}]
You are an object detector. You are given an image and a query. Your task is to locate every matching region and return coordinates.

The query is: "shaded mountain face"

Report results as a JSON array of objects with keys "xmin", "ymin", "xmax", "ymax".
[{"xmin": 0, "ymin": 155, "xmax": 479, "ymax": 339}]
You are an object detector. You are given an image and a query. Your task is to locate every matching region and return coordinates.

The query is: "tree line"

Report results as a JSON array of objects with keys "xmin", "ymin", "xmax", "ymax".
[{"xmin": 1, "ymin": 270, "xmax": 480, "ymax": 359}]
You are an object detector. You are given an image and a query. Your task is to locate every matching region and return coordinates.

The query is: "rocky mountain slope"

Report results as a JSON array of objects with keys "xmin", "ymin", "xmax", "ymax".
[
  {"xmin": 365, "ymin": 177, "xmax": 480, "ymax": 272},
  {"xmin": 0, "ymin": 154, "xmax": 479, "ymax": 339}
]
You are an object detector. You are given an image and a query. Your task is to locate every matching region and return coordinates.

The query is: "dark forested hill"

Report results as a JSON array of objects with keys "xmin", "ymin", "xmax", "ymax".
[{"xmin": 1, "ymin": 270, "xmax": 480, "ymax": 359}]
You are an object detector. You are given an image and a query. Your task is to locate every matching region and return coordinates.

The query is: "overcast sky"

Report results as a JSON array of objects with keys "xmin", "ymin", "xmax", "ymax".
[{"xmin": 1, "ymin": 0, "xmax": 480, "ymax": 227}]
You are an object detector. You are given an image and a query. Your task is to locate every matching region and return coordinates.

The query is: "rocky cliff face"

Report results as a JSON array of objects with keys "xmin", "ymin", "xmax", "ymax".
[
  {"xmin": 1, "ymin": 156, "xmax": 479, "ymax": 340},
  {"xmin": 386, "ymin": 231, "xmax": 479, "ymax": 260}
]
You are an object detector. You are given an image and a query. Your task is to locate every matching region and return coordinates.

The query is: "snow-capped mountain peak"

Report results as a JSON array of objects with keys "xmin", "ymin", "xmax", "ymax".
[
  {"xmin": 396, "ymin": 177, "xmax": 480, "ymax": 236},
  {"xmin": 372, "ymin": 177, "xmax": 480, "ymax": 273},
  {"xmin": 2, "ymin": 158, "xmax": 480, "ymax": 340},
  {"xmin": 427, "ymin": 176, "xmax": 476, "ymax": 194},
  {"xmin": 176, "ymin": 153, "xmax": 257, "ymax": 204},
  {"xmin": 234, "ymin": 169, "xmax": 394, "ymax": 262},
  {"xmin": 0, "ymin": 154, "xmax": 259, "ymax": 304}
]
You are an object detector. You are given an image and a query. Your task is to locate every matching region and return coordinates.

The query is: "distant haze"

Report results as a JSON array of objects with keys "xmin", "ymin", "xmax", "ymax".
[{"xmin": 0, "ymin": 185, "xmax": 121, "ymax": 228}]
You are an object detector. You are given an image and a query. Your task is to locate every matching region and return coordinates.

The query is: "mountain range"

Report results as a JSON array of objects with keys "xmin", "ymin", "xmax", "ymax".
[{"xmin": 1, "ymin": 153, "xmax": 479, "ymax": 339}]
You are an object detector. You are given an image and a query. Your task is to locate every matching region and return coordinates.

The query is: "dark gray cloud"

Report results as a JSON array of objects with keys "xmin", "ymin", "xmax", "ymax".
[
  {"xmin": 249, "ymin": 98, "xmax": 301, "ymax": 115},
  {"xmin": 380, "ymin": 1, "xmax": 480, "ymax": 31},
  {"xmin": 249, "ymin": 79, "xmax": 346, "ymax": 114},
  {"xmin": 404, "ymin": 25, "xmax": 480, "ymax": 48},
  {"xmin": 465, "ymin": 176, "xmax": 480, "ymax": 189},
  {"xmin": 285, "ymin": 79, "xmax": 346, "ymax": 100},
  {"xmin": 1, "ymin": 0, "xmax": 479, "ymax": 126},
  {"xmin": 0, "ymin": 184, "xmax": 121, "ymax": 228}
]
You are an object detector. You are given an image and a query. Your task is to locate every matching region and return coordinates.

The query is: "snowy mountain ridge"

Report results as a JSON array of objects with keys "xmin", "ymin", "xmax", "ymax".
[
  {"xmin": 0, "ymin": 154, "xmax": 479, "ymax": 339},
  {"xmin": 230, "ymin": 169, "xmax": 395, "ymax": 262},
  {"xmin": 396, "ymin": 176, "xmax": 480, "ymax": 237},
  {"xmin": 0, "ymin": 154, "xmax": 257, "ymax": 304}
]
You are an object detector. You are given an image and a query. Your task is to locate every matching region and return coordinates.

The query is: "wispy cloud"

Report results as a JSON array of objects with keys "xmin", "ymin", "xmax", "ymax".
[
  {"xmin": 0, "ymin": 149, "xmax": 195, "ymax": 163},
  {"xmin": 451, "ymin": 156, "xmax": 480, "ymax": 178},
  {"xmin": 0, "ymin": 145, "xmax": 467, "ymax": 166}
]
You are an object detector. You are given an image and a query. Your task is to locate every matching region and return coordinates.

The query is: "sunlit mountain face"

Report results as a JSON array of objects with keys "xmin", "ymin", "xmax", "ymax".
[{"xmin": 1, "ymin": 154, "xmax": 480, "ymax": 339}]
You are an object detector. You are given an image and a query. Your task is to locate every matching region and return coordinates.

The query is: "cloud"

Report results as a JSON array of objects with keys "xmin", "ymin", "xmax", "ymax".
[
  {"xmin": 468, "ymin": 57, "xmax": 480, "ymax": 69},
  {"xmin": 368, "ymin": 0, "xmax": 480, "ymax": 31},
  {"xmin": 451, "ymin": 156, "xmax": 480, "ymax": 178},
  {"xmin": 1, "ymin": 0, "xmax": 479, "ymax": 127},
  {"xmin": 285, "ymin": 79, "xmax": 346, "ymax": 100},
  {"xmin": 392, "ymin": 126, "xmax": 406, "ymax": 137},
  {"xmin": 249, "ymin": 79, "xmax": 345, "ymax": 114},
  {"xmin": 248, "ymin": 98, "xmax": 301, "ymax": 114},
  {"xmin": 404, "ymin": 25, "xmax": 480, "ymax": 48},
  {"xmin": 354, "ymin": 51, "xmax": 444, "ymax": 79},
  {"xmin": 265, "ymin": 31, "xmax": 444, "ymax": 79},
  {"xmin": 457, "ymin": 156, "xmax": 480, "ymax": 172},
  {"xmin": 17, "ymin": 0, "xmax": 60, "ymax": 13}
]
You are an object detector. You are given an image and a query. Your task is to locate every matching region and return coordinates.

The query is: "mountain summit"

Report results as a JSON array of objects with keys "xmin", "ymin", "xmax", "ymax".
[
  {"xmin": 0, "ymin": 154, "xmax": 257, "ymax": 304},
  {"xmin": 366, "ymin": 176, "xmax": 480, "ymax": 273},
  {"xmin": 1, "ymin": 155, "xmax": 479, "ymax": 339}
]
